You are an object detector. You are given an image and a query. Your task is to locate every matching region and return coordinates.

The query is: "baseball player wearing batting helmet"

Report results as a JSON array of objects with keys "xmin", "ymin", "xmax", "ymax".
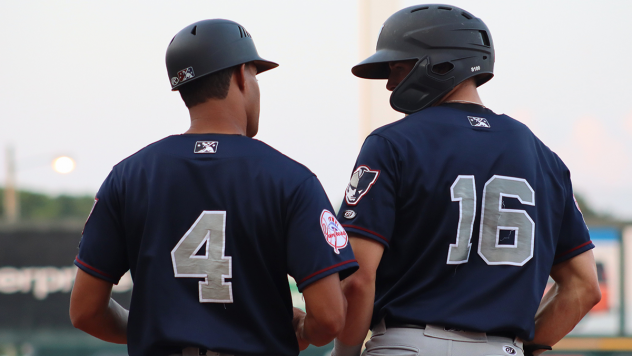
[
  {"xmin": 69, "ymin": 19, "xmax": 358, "ymax": 356},
  {"xmin": 333, "ymin": 5, "xmax": 600, "ymax": 356}
]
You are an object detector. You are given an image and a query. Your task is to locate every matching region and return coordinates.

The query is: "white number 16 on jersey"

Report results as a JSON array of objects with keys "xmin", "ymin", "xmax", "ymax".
[{"xmin": 448, "ymin": 175, "xmax": 535, "ymax": 266}]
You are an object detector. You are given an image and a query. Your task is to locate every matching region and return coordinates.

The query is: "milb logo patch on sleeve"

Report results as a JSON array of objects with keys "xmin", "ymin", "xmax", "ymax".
[{"xmin": 345, "ymin": 166, "xmax": 380, "ymax": 205}]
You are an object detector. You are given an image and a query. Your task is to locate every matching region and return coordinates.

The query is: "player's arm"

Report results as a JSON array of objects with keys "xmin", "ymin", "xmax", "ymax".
[
  {"xmin": 294, "ymin": 272, "xmax": 347, "ymax": 347},
  {"xmin": 528, "ymin": 250, "xmax": 601, "ymax": 355},
  {"xmin": 69, "ymin": 268, "xmax": 129, "ymax": 344},
  {"xmin": 334, "ymin": 234, "xmax": 385, "ymax": 355}
]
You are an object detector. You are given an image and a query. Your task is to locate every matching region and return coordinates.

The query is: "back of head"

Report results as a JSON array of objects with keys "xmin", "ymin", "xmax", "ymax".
[
  {"xmin": 165, "ymin": 19, "xmax": 278, "ymax": 107},
  {"xmin": 353, "ymin": 4, "xmax": 494, "ymax": 114}
]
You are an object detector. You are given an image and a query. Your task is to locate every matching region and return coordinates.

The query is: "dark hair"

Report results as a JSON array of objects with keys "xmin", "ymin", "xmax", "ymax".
[{"xmin": 178, "ymin": 66, "xmax": 237, "ymax": 108}]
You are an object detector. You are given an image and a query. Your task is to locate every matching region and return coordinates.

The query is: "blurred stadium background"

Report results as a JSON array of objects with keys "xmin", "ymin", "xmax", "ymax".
[
  {"xmin": 1, "ymin": 192, "xmax": 630, "ymax": 356},
  {"xmin": 1, "ymin": 0, "xmax": 631, "ymax": 355}
]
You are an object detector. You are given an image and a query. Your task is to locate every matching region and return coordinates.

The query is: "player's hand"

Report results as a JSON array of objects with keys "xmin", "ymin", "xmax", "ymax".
[
  {"xmin": 523, "ymin": 343, "xmax": 552, "ymax": 356},
  {"xmin": 292, "ymin": 307, "xmax": 309, "ymax": 351}
]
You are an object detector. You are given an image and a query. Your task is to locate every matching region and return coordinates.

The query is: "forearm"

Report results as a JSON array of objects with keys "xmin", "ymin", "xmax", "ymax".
[
  {"xmin": 334, "ymin": 235, "xmax": 383, "ymax": 348},
  {"xmin": 301, "ymin": 310, "xmax": 343, "ymax": 347},
  {"xmin": 532, "ymin": 251, "xmax": 601, "ymax": 350},
  {"xmin": 532, "ymin": 282, "xmax": 598, "ymax": 348},
  {"xmin": 75, "ymin": 298, "xmax": 129, "ymax": 344},
  {"xmin": 298, "ymin": 273, "xmax": 347, "ymax": 347},
  {"xmin": 337, "ymin": 277, "xmax": 375, "ymax": 346},
  {"xmin": 105, "ymin": 298, "xmax": 129, "ymax": 343}
]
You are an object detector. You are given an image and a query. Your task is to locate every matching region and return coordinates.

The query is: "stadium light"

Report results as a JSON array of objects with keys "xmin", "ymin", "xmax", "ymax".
[
  {"xmin": 52, "ymin": 156, "xmax": 75, "ymax": 174},
  {"xmin": 3, "ymin": 147, "xmax": 77, "ymax": 223}
]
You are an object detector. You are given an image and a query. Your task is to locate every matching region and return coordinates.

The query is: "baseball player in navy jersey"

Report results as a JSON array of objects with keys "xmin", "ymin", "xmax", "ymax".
[
  {"xmin": 69, "ymin": 19, "xmax": 358, "ymax": 356},
  {"xmin": 332, "ymin": 5, "xmax": 601, "ymax": 356}
]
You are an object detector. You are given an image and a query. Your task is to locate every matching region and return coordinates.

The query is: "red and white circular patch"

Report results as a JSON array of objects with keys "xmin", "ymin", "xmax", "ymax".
[{"xmin": 320, "ymin": 210, "xmax": 348, "ymax": 254}]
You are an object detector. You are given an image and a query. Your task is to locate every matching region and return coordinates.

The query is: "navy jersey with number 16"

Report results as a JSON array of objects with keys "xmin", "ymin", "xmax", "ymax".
[
  {"xmin": 337, "ymin": 103, "xmax": 593, "ymax": 340},
  {"xmin": 75, "ymin": 134, "xmax": 358, "ymax": 356}
]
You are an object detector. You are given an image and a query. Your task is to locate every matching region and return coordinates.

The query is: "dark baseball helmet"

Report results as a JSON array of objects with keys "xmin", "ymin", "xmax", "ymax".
[
  {"xmin": 166, "ymin": 19, "xmax": 278, "ymax": 90},
  {"xmin": 353, "ymin": 4, "xmax": 494, "ymax": 114}
]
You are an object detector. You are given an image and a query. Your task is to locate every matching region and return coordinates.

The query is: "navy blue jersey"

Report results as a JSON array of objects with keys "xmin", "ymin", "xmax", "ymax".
[
  {"xmin": 337, "ymin": 103, "xmax": 593, "ymax": 341},
  {"xmin": 75, "ymin": 134, "xmax": 358, "ymax": 356}
]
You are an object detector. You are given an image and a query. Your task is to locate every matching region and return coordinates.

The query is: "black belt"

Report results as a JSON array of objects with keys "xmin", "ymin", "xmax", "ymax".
[
  {"xmin": 384, "ymin": 320, "xmax": 426, "ymax": 329},
  {"xmin": 170, "ymin": 349, "xmax": 267, "ymax": 356},
  {"xmin": 384, "ymin": 319, "xmax": 515, "ymax": 339}
]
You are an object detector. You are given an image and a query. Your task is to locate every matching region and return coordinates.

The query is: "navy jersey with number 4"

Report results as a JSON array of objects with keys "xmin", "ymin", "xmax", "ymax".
[
  {"xmin": 75, "ymin": 134, "xmax": 358, "ymax": 356},
  {"xmin": 337, "ymin": 103, "xmax": 593, "ymax": 340}
]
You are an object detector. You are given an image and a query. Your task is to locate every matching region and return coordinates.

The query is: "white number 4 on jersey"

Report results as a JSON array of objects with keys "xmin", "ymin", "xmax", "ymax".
[{"xmin": 171, "ymin": 211, "xmax": 233, "ymax": 303}]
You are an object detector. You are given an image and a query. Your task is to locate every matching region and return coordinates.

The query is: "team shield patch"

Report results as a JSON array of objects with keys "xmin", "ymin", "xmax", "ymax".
[
  {"xmin": 467, "ymin": 116, "xmax": 491, "ymax": 128},
  {"xmin": 345, "ymin": 166, "xmax": 380, "ymax": 205},
  {"xmin": 194, "ymin": 141, "xmax": 218, "ymax": 154},
  {"xmin": 320, "ymin": 210, "xmax": 348, "ymax": 254}
]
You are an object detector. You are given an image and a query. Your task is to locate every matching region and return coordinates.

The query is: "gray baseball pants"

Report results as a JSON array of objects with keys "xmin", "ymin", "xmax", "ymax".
[{"xmin": 363, "ymin": 320, "xmax": 524, "ymax": 356}]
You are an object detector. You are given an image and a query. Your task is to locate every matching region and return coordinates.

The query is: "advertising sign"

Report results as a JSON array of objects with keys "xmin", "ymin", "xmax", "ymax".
[{"xmin": 0, "ymin": 227, "xmax": 131, "ymax": 330}]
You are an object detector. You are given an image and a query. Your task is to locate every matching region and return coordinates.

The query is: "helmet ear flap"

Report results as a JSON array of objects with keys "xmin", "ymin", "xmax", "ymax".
[{"xmin": 390, "ymin": 58, "xmax": 455, "ymax": 114}]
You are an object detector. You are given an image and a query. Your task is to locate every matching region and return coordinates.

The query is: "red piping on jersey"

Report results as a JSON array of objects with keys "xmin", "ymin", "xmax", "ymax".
[
  {"xmin": 341, "ymin": 224, "xmax": 389, "ymax": 244},
  {"xmin": 75, "ymin": 256, "xmax": 115, "ymax": 279},
  {"xmin": 298, "ymin": 259, "xmax": 357, "ymax": 285},
  {"xmin": 555, "ymin": 240, "xmax": 593, "ymax": 259}
]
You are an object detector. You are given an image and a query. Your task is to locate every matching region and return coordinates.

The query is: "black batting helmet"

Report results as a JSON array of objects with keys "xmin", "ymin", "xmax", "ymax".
[
  {"xmin": 166, "ymin": 19, "xmax": 278, "ymax": 91},
  {"xmin": 353, "ymin": 4, "xmax": 494, "ymax": 114}
]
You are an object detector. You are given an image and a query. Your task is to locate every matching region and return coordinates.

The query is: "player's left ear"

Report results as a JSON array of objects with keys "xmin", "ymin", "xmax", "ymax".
[{"xmin": 234, "ymin": 63, "xmax": 247, "ymax": 92}]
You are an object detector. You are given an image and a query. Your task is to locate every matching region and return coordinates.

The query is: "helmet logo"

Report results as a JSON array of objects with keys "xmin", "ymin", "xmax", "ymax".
[
  {"xmin": 172, "ymin": 66, "xmax": 195, "ymax": 87},
  {"xmin": 471, "ymin": 66, "xmax": 481, "ymax": 73}
]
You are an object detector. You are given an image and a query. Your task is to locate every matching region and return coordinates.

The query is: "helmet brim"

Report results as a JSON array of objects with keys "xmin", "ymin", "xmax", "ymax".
[
  {"xmin": 352, "ymin": 49, "xmax": 418, "ymax": 79},
  {"xmin": 253, "ymin": 59, "xmax": 279, "ymax": 74}
]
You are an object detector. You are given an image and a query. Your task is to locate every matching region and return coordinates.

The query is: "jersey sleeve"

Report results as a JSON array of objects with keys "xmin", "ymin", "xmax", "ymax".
[
  {"xmin": 74, "ymin": 169, "xmax": 129, "ymax": 284},
  {"xmin": 336, "ymin": 134, "xmax": 398, "ymax": 247},
  {"xmin": 286, "ymin": 176, "xmax": 358, "ymax": 292},
  {"xmin": 553, "ymin": 170, "xmax": 594, "ymax": 264}
]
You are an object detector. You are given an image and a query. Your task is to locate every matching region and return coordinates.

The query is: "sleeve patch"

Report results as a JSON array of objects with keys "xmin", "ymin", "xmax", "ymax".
[
  {"xmin": 320, "ymin": 210, "xmax": 348, "ymax": 254},
  {"xmin": 345, "ymin": 166, "xmax": 380, "ymax": 205}
]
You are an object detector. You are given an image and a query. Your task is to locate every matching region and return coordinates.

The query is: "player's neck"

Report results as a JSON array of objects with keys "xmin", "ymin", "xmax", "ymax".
[
  {"xmin": 185, "ymin": 87, "xmax": 248, "ymax": 136},
  {"xmin": 435, "ymin": 79, "xmax": 483, "ymax": 107}
]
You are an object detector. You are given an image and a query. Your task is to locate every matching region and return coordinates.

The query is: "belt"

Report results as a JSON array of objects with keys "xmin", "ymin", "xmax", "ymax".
[
  {"xmin": 384, "ymin": 320, "xmax": 426, "ymax": 329},
  {"xmin": 168, "ymin": 348, "xmax": 253, "ymax": 356},
  {"xmin": 167, "ymin": 348, "xmax": 212, "ymax": 356},
  {"xmin": 169, "ymin": 349, "xmax": 281, "ymax": 356},
  {"xmin": 384, "ymin": 319, "xmax": 515, "ymax": 339}
]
